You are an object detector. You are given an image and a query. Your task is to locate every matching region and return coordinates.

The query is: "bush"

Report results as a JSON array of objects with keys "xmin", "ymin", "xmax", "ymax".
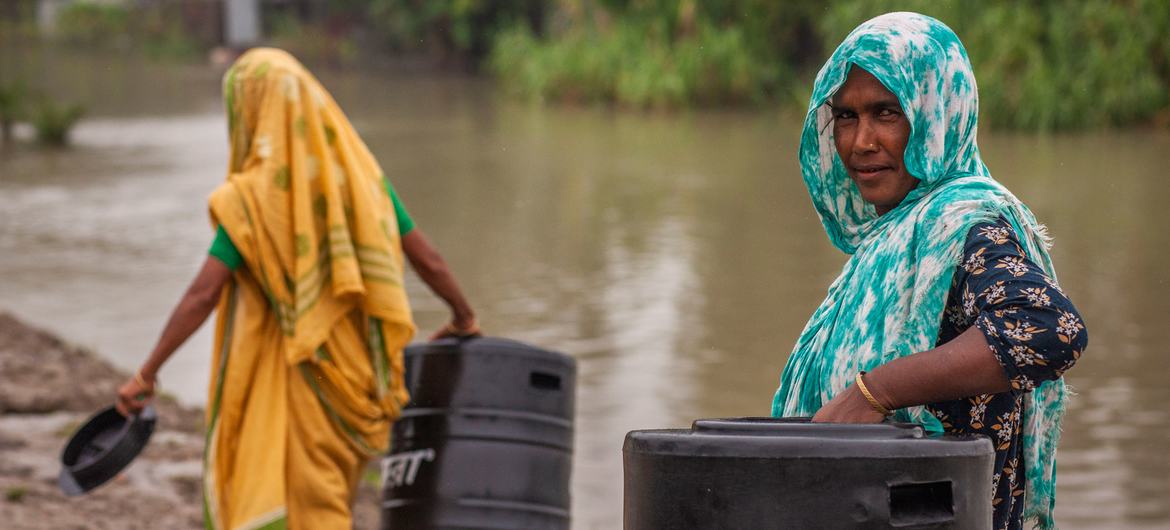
[
  {"xmin": 33, "ymin": 99, "xmax": 85, "ymax": 146},
  {"xmin": 0, "ymin": 83, "xmax": 29, "ymax": 143},
  {"xmin": 490, "ymin": 17, "xmax": 780, "ymax": 108}
]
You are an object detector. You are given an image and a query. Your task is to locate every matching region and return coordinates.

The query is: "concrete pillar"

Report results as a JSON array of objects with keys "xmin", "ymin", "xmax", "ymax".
[
  {"xmin": 223, "ymin": 0, "xmax": 261, "ymax": 48},
  {"xmin": 37, "ymin": 0, "xmax": 71, "ymax": 36}
]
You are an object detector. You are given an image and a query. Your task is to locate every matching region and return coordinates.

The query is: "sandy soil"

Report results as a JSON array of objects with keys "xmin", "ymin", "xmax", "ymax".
[{"xmin": 0, "ymin": 312, "xmax": 381, "ymax": 529}]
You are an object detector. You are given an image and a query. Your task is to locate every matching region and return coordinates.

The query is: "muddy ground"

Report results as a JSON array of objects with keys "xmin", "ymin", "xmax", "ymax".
[{"xmin": 0, "ymin": 312, "xmax": 380, "ymax": 529}]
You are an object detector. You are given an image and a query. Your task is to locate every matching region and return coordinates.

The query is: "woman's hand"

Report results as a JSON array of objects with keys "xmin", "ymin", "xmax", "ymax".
[
  {"xmin": 811, "ymin": 384, "xmax": 887, "ymax": 424},
  {"xmin": 115, "ymin": 373, "xmax": 156, "ymax": 417},
  {"xmin": 429, "ymin": 317, "xmax": 481, "ymax": 341}
]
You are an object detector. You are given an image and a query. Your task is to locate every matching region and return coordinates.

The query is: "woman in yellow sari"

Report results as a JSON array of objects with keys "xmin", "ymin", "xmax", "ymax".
[{"xmin": 114, "ymin": 48, "xmax": 479, "ymax": 530}]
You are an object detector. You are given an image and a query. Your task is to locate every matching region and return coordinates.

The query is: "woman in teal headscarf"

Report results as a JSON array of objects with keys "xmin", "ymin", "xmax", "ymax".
[{"xmin": 771, "ymin": 12, "xmax": 1087, "ymax": 529}]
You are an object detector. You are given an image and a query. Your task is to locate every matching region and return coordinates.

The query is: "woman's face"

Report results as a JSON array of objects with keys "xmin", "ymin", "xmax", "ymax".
[{"xmin": 831, "ymin": 67, "xmax": 918, "ymax": 215}]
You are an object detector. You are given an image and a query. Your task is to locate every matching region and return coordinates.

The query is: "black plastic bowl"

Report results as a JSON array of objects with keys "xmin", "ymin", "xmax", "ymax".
[{"xmin": 59, "ymin": 405, "xmax": 157, "ymax": 496}]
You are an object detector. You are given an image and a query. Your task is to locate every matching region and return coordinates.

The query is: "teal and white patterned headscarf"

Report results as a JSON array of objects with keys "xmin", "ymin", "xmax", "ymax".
[{"xmin": 771, "ymin": 12, "xmax": 1066, "ymax": 528}]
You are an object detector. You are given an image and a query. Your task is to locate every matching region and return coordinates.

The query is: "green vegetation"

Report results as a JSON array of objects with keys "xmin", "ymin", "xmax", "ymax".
[
  {"xmin": 55, "ymin": 2, "xmax": 131, "ymax": 46},
  {"xmin": 362, "ymin": 465, "xmax": 381, "ymax": 488},
  {"xmin": 51, "ymin": 1, "xmax": 204, "ymax": 60},
  {"xmin": 32, "ymin": 98, "xmax": 86, "ymax": 147},
  {"xmin": 486, "ymin": 1, "xmax": 816, "ymax": 110},
  {"xmin": 491, "ymin": 18, "xmax": 778, "ymax": 108},
  {"xmin": 485, "ymin": 0, "xmax": 1170, "ymax": 130},
  {"xmin": 817, "ymin": 0, "xmax": 1170, "ymax": 130},
  {"xmin": 367, "ymin": 0, "xmax": 545, "ymax": 68},
  {"xmin": 0, "ymin": 81, "xmax": 84, "ymax": 148},
  {"xmin": 5, "ymin": 486, "xmax": 27, "ymax": 503},
  {"xmin": 0, "ymin": 83, "xmax": 28, "ymax": 144},
  {"xmin": 6, "ymin": 0, "xmax": 1170, "ymax": 130}
]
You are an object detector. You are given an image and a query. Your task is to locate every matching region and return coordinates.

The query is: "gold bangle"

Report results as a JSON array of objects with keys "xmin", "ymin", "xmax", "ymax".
[{"xmin": 855, "ymin": 371, "xmax": 892, "ymax": 416}]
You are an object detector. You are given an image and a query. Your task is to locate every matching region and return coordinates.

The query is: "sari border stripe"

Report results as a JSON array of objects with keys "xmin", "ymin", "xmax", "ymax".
[
  {"xmin": 203, "ymin": 282, "xmax": 238, "ymax": 530},
  {"xmin": 298, "ymin": 363, "xmax": 381, "ymax": 457}
]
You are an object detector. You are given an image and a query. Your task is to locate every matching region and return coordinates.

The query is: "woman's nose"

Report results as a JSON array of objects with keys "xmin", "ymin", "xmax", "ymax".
[{"xmin": 852, "ymin": 117, "xmax": 880, "ymax": 154}]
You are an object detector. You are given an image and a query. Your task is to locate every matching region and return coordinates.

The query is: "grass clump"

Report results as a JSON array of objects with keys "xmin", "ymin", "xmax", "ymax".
[
  {"xmin": 362, "ymin": 466, "xmax": 381, "ymax": 488},
  {"xmin": 5, "ymin": 486, "xmax": 28, "ymax": 503},
  {"xmin": 32, "ymin": 98, "xmax": 85, "ymax": 147},
  {"xmin": 0, "ymin": 82, "xmax": 85, "ymax": 148}
]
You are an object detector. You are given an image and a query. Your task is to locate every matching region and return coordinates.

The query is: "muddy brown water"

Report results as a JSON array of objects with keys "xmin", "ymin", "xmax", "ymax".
[{"xmin": 2, "ymin": 50, "xmax": 1168, "ymax": 529}]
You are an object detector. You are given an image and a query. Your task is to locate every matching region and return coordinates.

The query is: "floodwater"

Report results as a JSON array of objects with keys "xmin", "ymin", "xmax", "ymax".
[{"xmin": 2, "ymin": 49, "xmax": 1168, "ymax": 529}]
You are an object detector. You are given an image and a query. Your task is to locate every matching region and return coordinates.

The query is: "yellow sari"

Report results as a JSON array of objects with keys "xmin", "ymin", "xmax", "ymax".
[{"xmin": 204, "ymin": 48, "xmax": 414, "ymax": 530}]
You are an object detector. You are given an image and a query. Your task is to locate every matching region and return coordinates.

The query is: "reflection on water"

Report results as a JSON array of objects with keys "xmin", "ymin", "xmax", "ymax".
[{"xmin": 2, "ymin": 52, "xmax": 1168, "ymax": 529}]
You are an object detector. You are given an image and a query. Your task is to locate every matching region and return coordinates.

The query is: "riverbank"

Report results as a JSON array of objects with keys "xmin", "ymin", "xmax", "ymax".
[{"xmin": 0, "ymin": 312, "xmax": 380, "ymax": 529}]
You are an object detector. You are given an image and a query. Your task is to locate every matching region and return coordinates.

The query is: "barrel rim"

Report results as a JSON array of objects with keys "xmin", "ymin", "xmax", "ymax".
[
  {"xmin": 622, "ymin": 428, "xmax": 994, "ymax": 459},
  {"xmin": 405, "ymin": 336, "xmax": 577, "ymax": 369},
  {"xmin": 692, "ymin": 417, "xmax": 926, "ymax": 439}
]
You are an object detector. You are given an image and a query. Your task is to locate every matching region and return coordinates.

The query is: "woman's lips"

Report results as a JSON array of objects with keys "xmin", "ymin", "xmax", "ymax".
[{"xmin": 852, "ymin": 165, "xmax": 894, "ymax": 180}]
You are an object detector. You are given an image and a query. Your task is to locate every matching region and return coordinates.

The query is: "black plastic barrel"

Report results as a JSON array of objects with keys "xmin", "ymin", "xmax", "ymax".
[
  {"xmin": 624, "ymin": 417, "xmax": 994, "ymax": 530},
  {"xmin": 381, "ymin": 337, "xmax": 576, "ymax": 530}
]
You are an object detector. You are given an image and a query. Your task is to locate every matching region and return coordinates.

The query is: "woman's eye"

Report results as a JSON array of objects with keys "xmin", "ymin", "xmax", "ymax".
[
  {"xmin": 834, "ymin": 110, "xmax": 857, "ymax": 120},
  {"xmin": 878, "ymin": 108, "xmax": 901, "ymax": 119}
]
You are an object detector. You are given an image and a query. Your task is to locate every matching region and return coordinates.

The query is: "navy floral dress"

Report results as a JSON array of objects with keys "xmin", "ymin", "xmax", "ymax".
[{"xmin": 929, "ymin": 219, "xmax": 1088, "ymax": 530}]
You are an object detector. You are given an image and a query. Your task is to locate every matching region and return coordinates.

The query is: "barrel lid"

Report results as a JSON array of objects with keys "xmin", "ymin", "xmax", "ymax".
[
  {"xmin": 692, "ymin": 417, "xmax": 923, "ymax": 439},
  {"xmin": 625, "ymin": 417, "xmax": 991, "ymax": 459},
  {"xmin": 406, "ymin": 336, "xmax": 575, "ymax": 369}
]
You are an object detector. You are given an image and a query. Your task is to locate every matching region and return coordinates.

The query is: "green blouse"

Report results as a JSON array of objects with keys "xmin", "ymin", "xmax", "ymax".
[{"xmin": 209, "ymin": 178, "xmax": 415, "ymax": 270}]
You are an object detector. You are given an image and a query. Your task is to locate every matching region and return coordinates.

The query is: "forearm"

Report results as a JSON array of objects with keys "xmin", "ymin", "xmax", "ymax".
[
  {"xmin": 140, "ymin": 291, "xmax": 217, "ymax": 379},
  {"xmin": 864, "ymin": 326, "xmax": 1011, "ymax": 411},
  {"xmin": 402, "ymin": 230, "xmax": 475, "ymax": 324},
  {"xmin": 140, "ymin": 258, "xmax": 230, "ymax": 380},
  {"xmin": 417, "ymin": 266, "xmax": 475, "ymax": 321}
]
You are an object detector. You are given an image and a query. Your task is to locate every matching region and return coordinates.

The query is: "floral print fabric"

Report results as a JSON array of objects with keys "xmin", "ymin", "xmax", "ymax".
[{"xmin": 932, "ymin": 219, "xmax": 1087, "ymax": 529}]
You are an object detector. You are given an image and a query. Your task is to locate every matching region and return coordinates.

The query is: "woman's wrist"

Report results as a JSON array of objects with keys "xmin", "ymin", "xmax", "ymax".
[
  {"xmin": 448, "ymin": 312, "xmax": 479, "ymax": 332},
  {"xmin": 860, "ymin": 368, "xmax": 898, "ymax": 411},
  {"xmin": 139, "ymin": 360, "xmax": 161, "ymax": 383},
  {"xmin": 452, "ymin": 310, "xmax": 476, "ymax": 328}
]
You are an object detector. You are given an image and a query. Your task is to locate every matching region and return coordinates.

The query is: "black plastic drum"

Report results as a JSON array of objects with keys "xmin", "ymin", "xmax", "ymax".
[
  {"xmin": 624, "ymin": 417, "xmax": 994, "ymax": 530},
  {"xmin": 381, "ymin": 337, "xmax": 576, "ymax": 529}
]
